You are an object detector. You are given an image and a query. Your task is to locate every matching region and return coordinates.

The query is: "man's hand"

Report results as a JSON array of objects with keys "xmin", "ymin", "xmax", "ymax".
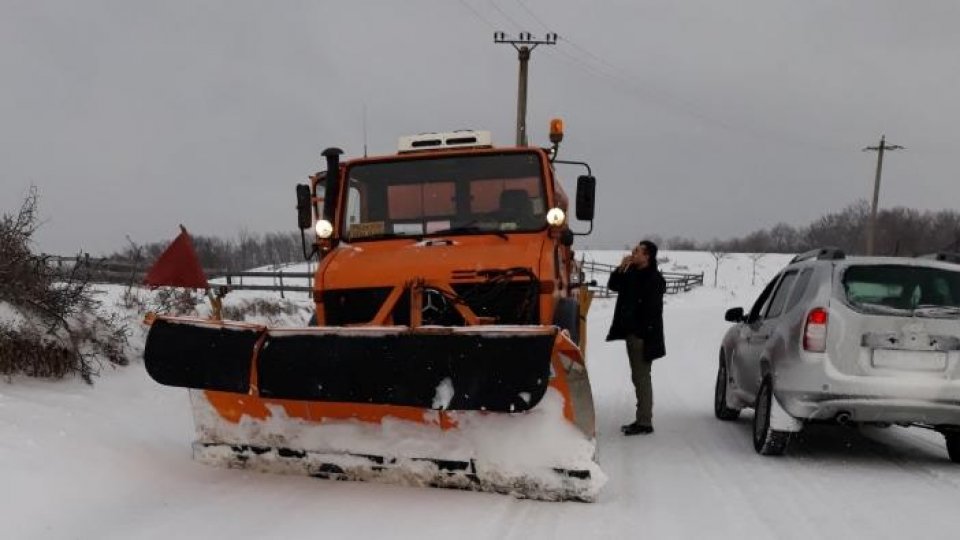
[{"xmin": 618, "ymin": 255, "xmax": 633, "ymax": 271}]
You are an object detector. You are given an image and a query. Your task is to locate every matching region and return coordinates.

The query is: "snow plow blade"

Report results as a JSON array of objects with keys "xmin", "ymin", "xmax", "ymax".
[
  {"xmin": 143, "ymin": 315, "xmax": 604, "ymax": 501},
  {"xmin": 145, "ymin": 318, "xmax": 556, "ymax": 411}
]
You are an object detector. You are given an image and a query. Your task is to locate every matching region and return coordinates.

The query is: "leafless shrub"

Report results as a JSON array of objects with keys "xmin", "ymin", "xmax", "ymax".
[
  {"xmin": 221, "ymin": 297, "xmax": 302, "ymax": 321},
  {"xmin": 0, "ymin": 188, "xmax": 129, "ymax": 383},
  {"xmin": 153, "ymin": 288, "xmax": 200, "ymax": 315}
]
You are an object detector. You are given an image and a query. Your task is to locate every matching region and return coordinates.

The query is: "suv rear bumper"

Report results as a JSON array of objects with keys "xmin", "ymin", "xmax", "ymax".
[
  {"xmin": 783, "ymin": 397, "xmax": 960, "ymax": 425},
  {"xmin": 774, "ymin": 356, "xmax": 960, "ymax": 425}
]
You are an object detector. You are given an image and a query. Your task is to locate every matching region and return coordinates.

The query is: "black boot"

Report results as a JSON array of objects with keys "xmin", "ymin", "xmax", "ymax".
[{"xmin": 622, "ymin": 422, "xmax": 654, "ymax": 436}]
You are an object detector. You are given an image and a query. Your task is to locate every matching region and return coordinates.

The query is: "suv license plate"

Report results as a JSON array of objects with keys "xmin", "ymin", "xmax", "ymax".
[{"xmin": 871, "ymin": 349, "xmax": 947, "ymax": 371}]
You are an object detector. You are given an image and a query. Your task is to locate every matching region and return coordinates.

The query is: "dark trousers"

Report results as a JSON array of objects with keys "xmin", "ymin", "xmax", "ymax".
[{"xmin": 626, "ymin": 334, "xmax": 653, "ymax": 425}]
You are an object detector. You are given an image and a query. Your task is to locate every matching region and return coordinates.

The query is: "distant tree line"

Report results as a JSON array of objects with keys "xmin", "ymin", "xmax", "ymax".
[
  {"xmin": 652, "ymin": 200, "xmax": 960, "ymax": 255},
  {"xmin": 114, "ymin": 200, "xmax": 960, "ymax": 270}
]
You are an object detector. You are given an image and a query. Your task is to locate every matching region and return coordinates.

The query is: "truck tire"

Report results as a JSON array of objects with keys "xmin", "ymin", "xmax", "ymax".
[
  {"xmin": 553, "ymin": 298, "xmax": 580, "ymax": 345},
  {"xmin": 753, "ymin": 376, "xmax": 791, "ymax": 456},
  {"xmin": 714, "ymin": 353, "xmax": 741, "ymax": 421}
]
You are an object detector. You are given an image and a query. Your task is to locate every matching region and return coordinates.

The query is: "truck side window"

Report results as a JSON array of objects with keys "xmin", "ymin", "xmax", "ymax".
[{"xmin": 345, "ymin": 186, "xmax": 362, "ymax": 226}]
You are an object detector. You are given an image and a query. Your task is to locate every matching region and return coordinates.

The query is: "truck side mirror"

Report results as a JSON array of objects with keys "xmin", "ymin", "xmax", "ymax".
[
  {"xmin": 575, "ymin": 175, "xmax": 596, "ymax": 221},
  {"xmin": 296, "ymin": 184, "xmax": 312, "ymax": 230}
]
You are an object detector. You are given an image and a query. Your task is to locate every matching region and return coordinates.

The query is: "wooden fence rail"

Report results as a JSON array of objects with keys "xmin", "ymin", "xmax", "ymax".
[
  {"xmin": 45, "ymin": 255, "xmax": 315, "ymax": 298},
  {"xmin": 46, "ymin": 255, "xmax": 704, "ymax": 300}
]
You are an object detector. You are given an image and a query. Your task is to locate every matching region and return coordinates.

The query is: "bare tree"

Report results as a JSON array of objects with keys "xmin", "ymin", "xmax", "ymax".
[
  {"xmin": 710, "ymin": 248, "xmax": 730, "ymax": 287},
  {"xmin": 747, "ymin": 253, "xmax": 766, "ymax": 286}
]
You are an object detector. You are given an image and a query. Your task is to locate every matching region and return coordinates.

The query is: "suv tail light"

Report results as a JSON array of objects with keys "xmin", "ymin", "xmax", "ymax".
[{"xmin": 803, "ymin": 307, "xmax": 828, "ymax": 352}]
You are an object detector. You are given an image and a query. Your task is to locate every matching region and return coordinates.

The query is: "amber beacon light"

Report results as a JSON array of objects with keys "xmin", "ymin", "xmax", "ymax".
[{"xmin": 549, "ymin": 118, "xmax": 564, "ymax": 144}]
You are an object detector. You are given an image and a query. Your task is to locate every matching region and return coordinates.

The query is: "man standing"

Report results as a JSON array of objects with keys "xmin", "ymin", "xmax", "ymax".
[{"xmin": 606, "ymin": 240, "xmax": 666, "ymax": 435}]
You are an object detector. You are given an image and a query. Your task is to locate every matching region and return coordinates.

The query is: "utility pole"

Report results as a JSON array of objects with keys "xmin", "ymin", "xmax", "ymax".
[
  {"xmin": 494, "ymin": 32, "xmax": 557, "ymax": 146},
  {"xmin": 862, "ymin": 135, "xmax": 904, "ymax": 255}
]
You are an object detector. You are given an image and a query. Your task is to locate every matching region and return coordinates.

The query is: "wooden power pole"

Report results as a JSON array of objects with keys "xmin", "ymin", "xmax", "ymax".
[
  {"xmin": 494, "ymin": 32, "xmax": 557, "ymax": 146},
  {"xmin": 862, "ymin": 135, "xmax": 904, "ymax": 255}
]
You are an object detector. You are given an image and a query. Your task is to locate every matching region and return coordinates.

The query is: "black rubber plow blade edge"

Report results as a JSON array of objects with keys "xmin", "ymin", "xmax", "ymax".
[
  {"xmin": 194, "ymin": 442, "xmax": 597, "ymax": 502},
  {"xmin": 258, "ymin": 330, "xmax": 556, "ymax": 412},
  {"xmin": 143, "ymin": 318, "xmax": 558, "ymax": 413},
  {"xmin": 144, "ymin": 318, "xmax": 261, "ymax": 394}
]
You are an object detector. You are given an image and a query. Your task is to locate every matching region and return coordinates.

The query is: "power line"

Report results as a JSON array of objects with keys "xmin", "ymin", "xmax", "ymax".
[
  {"xmin": 463, "ymin": 0, "xmax": 850, "ymax": 153},
  {"xmin": 487, "ymin": 0, "xmax": 523, "ymax": 32},
  {"xmin": 457, "ymin": 0, "xmax": 498, "ymax": 30},
  {"xmin": 513, "ymin": 0, "xmax": 551, "ymax": 33}
]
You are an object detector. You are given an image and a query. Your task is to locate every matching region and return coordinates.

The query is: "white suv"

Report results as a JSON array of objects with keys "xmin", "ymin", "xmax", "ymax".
[{"xmin": 715, "ymin": 248, "xmax": 960, "ymax": 459}]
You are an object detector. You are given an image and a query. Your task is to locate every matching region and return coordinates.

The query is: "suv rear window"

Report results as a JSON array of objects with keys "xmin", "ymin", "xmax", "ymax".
[{"xmin": 842, "ymin": 265, "xmax": 960, "ymax": 318}]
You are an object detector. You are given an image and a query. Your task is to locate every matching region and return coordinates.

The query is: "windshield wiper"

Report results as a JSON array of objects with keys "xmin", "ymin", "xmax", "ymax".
[
  {"xmin": 431, "ymin": 225, "xmax": 508, "ymax": 241},
  {"xmin": 348, "ymin": 233, "xmax": 413, "ymax": 242}
]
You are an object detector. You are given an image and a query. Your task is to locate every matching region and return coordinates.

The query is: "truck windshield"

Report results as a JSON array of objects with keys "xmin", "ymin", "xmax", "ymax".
[
  {"xmin": 342, "ymin": 152, "xmax": 546, "ymax": 241},
  {"xmin": 842, "ymin": 264, "xmax": 960, "ymax": 318}
]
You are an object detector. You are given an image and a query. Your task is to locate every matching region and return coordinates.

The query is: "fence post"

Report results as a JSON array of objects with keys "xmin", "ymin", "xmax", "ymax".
[{"xmin": 278, "ymin": 271, "xmax": 285, "ymax": 299}]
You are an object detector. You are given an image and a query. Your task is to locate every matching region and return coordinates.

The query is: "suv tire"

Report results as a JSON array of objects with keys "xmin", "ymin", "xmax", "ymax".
[
  {"xmin": 753, "ymin": 376, "xmax": 791, "ymax": 455},
  {"xmin": 945, "ymin": 431, "xmax": 960, "ymax": 463},
  {"xmin": 714, "ymin": 354, "xmax": 741, "ymax": 421}
]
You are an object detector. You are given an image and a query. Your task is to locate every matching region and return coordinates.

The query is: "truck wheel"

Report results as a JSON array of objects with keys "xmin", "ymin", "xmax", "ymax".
[
  {"xmin": 753, "ymin": 376, "xmax": 791, "ymax": 455},
  {"xmin": 945, "ymin": 432, "xmax": 960, "ymax": 463},
  {"xmin": 714, "ymin": 354, "xmax": 741, "ymax": 421},
  {"xmin": 553, "ymin": 298, "xmax": 580, "ymax": 345}
]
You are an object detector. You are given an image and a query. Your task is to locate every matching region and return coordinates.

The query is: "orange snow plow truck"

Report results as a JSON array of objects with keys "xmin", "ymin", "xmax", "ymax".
[{"xmin": 143, "ymin": 124, "xmax": 605, "ymax": 501}]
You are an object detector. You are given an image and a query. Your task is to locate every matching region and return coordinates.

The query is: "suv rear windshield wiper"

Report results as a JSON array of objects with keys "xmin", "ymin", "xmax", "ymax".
[{"xmin": 912, "ymin": 305, "xmax": 960, "ymax": 317}]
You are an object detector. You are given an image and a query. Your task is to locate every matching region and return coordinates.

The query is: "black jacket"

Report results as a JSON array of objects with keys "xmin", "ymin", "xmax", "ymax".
[{"xmin": 605, "ymin": 265, "xmax": 666, "ymax": 360}]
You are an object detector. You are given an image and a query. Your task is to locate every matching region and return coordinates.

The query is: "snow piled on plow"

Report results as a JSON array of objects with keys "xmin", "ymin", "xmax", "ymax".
[{"xmin": 189, "ymin": 387, "xmax": 606, "ymax": 501}]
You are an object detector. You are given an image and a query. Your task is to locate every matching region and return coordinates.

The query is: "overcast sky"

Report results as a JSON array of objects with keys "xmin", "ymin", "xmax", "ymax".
[{"xmin": 2, "ymin": 0, "xmax": 959, "ymax": 255}]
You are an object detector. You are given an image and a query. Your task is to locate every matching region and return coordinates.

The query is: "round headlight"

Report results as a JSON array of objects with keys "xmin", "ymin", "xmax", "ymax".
[
  {"xmin": 314, "ymin": 219, "xmax": 333, "ymax": 238},
  {"xmin": 546, "ymin": 207, "xmax": 566, "ymax": 226}
]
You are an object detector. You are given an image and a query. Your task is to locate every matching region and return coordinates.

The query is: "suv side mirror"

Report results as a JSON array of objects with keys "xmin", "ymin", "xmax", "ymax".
[
  {"xmin": 296, "ymin": 184, "xmax": 312, "ymax": 230},
  {"xmin": 575, "ymin": 175, "xmax": 596, "ymax": 221},
  {"xmin": 724, "ymin": 307, "xmax": 745, "ymax": 323}
]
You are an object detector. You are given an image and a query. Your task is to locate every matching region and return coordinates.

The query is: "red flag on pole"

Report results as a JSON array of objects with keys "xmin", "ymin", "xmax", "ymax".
[{"xmin": 143, "ymin": 225, "xmax": 209, "ymax": 289}]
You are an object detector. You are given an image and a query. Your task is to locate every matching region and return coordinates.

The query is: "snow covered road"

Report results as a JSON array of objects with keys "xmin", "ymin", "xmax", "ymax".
[{"xmin": 3, "ymin": 252, "xmax": 959, "ymax": 539}]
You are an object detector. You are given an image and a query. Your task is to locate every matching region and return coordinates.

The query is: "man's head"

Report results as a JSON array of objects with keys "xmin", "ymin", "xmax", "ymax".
[{"xmin": 632, "ymin": 240, "xmax": 659, "ymax": 269}]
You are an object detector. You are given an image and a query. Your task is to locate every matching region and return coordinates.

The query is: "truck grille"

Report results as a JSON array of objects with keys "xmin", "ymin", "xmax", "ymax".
[
  {"xmin": 322, "ymin": 282, "xmax": 540, "ymax": 326},
  {"xmin": 322, "ymin": 287, "xmax": 392, "ymax": 325},
  {"xmin": 452, "ymin": 282, "xmax": 539, "ymax": 324}
]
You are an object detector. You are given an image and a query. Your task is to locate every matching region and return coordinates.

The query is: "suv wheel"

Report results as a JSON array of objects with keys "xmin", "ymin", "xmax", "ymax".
[
  {"xmin": 753, "ymin": 376, "xmax": 791, "ymax": 455},
  {"xmin": 945, "ymin": 431, "xmax": 960, "ymax": 463},
  {"xmin": 714, "ymin": 355, "xmax": 740, "ymax": 421}
]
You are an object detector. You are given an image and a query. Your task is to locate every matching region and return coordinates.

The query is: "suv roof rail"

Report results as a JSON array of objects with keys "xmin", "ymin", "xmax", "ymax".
[
  {"xmin": 917, "ymin": 252, "xmax": 960, "ymax": 264},
  {"xmin": 790, "ymin": 247, "xmax": 846, "ymax": 263}
]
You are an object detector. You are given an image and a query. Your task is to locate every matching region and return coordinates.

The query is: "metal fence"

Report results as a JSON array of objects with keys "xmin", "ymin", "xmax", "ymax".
[{"xmin": 579, "ymin": 259, "xmax": 704, "ymax": 298}]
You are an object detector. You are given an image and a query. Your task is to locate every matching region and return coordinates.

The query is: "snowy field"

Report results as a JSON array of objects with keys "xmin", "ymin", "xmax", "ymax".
[{"xmin": 3, "ymin": 251, "xmax": 960, "ymax": 539}]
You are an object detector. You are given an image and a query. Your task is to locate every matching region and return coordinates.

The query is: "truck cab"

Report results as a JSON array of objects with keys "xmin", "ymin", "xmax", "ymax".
[{"xmin": 298, "ymin": 129, "xmax": 597, "ymax": 342}]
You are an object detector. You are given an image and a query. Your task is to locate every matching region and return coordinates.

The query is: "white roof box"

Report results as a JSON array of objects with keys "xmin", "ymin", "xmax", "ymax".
[{"xmin": 397, "ymin": 130, "xmax": 493, "ymax": 154}]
